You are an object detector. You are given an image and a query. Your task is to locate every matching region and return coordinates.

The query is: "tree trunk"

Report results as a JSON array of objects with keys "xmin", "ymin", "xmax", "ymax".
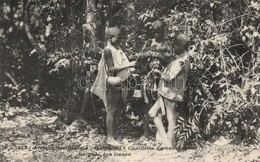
[
  {"xmin": 22, "ymin": 0, "xmax": 46, "ymax": 55},
  {"xmin": 83, "ymin": 0, "xmax": 98, "ymax": 51}
]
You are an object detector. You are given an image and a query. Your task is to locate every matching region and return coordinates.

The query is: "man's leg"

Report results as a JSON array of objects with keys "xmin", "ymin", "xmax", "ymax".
[
  {"xmin": 142, "ymin": 103, "xmax": 150, "ymax": 138},
  {"xmin": 155, "ymin": 113, "xmax": 163, "ymax": 142},
  {"xmin": 149, "ymin": 99, "xmax": 170, "ymax": 147},
  {"xmin": 106, "ymin": 87, "xmax": 121, "ymax": 145},
  {"xmin": 113, "ymin": 98, "xmax": 123, "ymax": 139},
  {"xmin": 165, "ymin": 99, "xmax": 177, "ymax": 148}
]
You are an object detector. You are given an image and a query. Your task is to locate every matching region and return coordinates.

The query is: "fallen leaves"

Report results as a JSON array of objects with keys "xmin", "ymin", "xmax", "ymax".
[{"xmin": 0, "ymin": 106, "xmax": 260, "ymax": 162}]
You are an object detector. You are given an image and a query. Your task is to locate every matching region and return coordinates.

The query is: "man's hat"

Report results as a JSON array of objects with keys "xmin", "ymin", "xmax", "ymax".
[{"xmin": 105, "ymin": 27, "xmax": 121, "ymax": 38}]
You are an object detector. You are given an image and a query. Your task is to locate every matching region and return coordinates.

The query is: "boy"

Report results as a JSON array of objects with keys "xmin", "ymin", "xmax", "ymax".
[
  {"xmin": 149, "ymin": 33, "xmax": 190, "ymax": 148},
  {"xmin": 91, "ymin": 27, "xmax": 135, "ymax": 146}
]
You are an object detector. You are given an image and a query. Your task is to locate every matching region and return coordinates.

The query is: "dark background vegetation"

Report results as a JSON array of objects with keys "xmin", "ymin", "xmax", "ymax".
[{"xmin": 0, "ymin": 0, "xmax": 260, "ymax": 149}]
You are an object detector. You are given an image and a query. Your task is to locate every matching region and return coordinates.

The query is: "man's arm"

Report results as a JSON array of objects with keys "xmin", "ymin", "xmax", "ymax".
[{"xmin": 104, "ymin": 47, "xmax": 134, "ymax": 73}]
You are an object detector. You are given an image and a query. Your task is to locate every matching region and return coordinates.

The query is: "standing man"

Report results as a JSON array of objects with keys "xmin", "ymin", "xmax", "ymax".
[
  {"xmin": 91, "ymin": 27, "xmax": 136, "ymax": 146},
  {"xmin": 149, "ymin": 33, "xmax": 191, "ymax": 148}
]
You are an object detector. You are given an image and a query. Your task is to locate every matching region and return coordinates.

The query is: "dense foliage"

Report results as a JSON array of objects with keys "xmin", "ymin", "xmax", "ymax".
[{"xmin": 1, "ymin": 0, "xmax": 259, "ymax": 149}]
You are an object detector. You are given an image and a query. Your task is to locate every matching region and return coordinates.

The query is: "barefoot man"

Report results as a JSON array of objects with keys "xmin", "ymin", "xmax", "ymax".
[
  {"xmin": 149, "ymin": 33, "xmax": 191, "ymax": 148},
  {"xmin": 91, "ymin": 27, "xmax": 135, "ymax": 146}
]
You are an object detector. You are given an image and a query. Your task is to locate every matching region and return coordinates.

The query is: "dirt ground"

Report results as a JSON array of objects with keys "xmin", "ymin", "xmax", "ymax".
[{"xmin": 0, "ymin": 106, "xmax": 260, "ymax": 162}]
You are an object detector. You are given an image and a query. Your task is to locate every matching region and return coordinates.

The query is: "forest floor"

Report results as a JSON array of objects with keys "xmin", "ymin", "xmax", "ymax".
[{"xmin": 1, "ymin": 106, "xmax": 260, "ymax": 162}]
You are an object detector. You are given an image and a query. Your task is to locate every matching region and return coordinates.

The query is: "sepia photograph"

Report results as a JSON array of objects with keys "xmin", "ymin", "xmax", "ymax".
[{"xmin": 0, "ymin": 0, "xmax": 260, "ymax": 161}]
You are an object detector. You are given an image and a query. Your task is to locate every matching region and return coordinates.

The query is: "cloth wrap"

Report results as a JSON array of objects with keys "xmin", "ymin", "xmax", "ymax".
[
  {"xmin": 157, "ymin": 51, "xmax": 190, "ymax": 115},
  {"xmin": 90, "ymin": 42, "xmax": 131, "ymax": 109}
]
